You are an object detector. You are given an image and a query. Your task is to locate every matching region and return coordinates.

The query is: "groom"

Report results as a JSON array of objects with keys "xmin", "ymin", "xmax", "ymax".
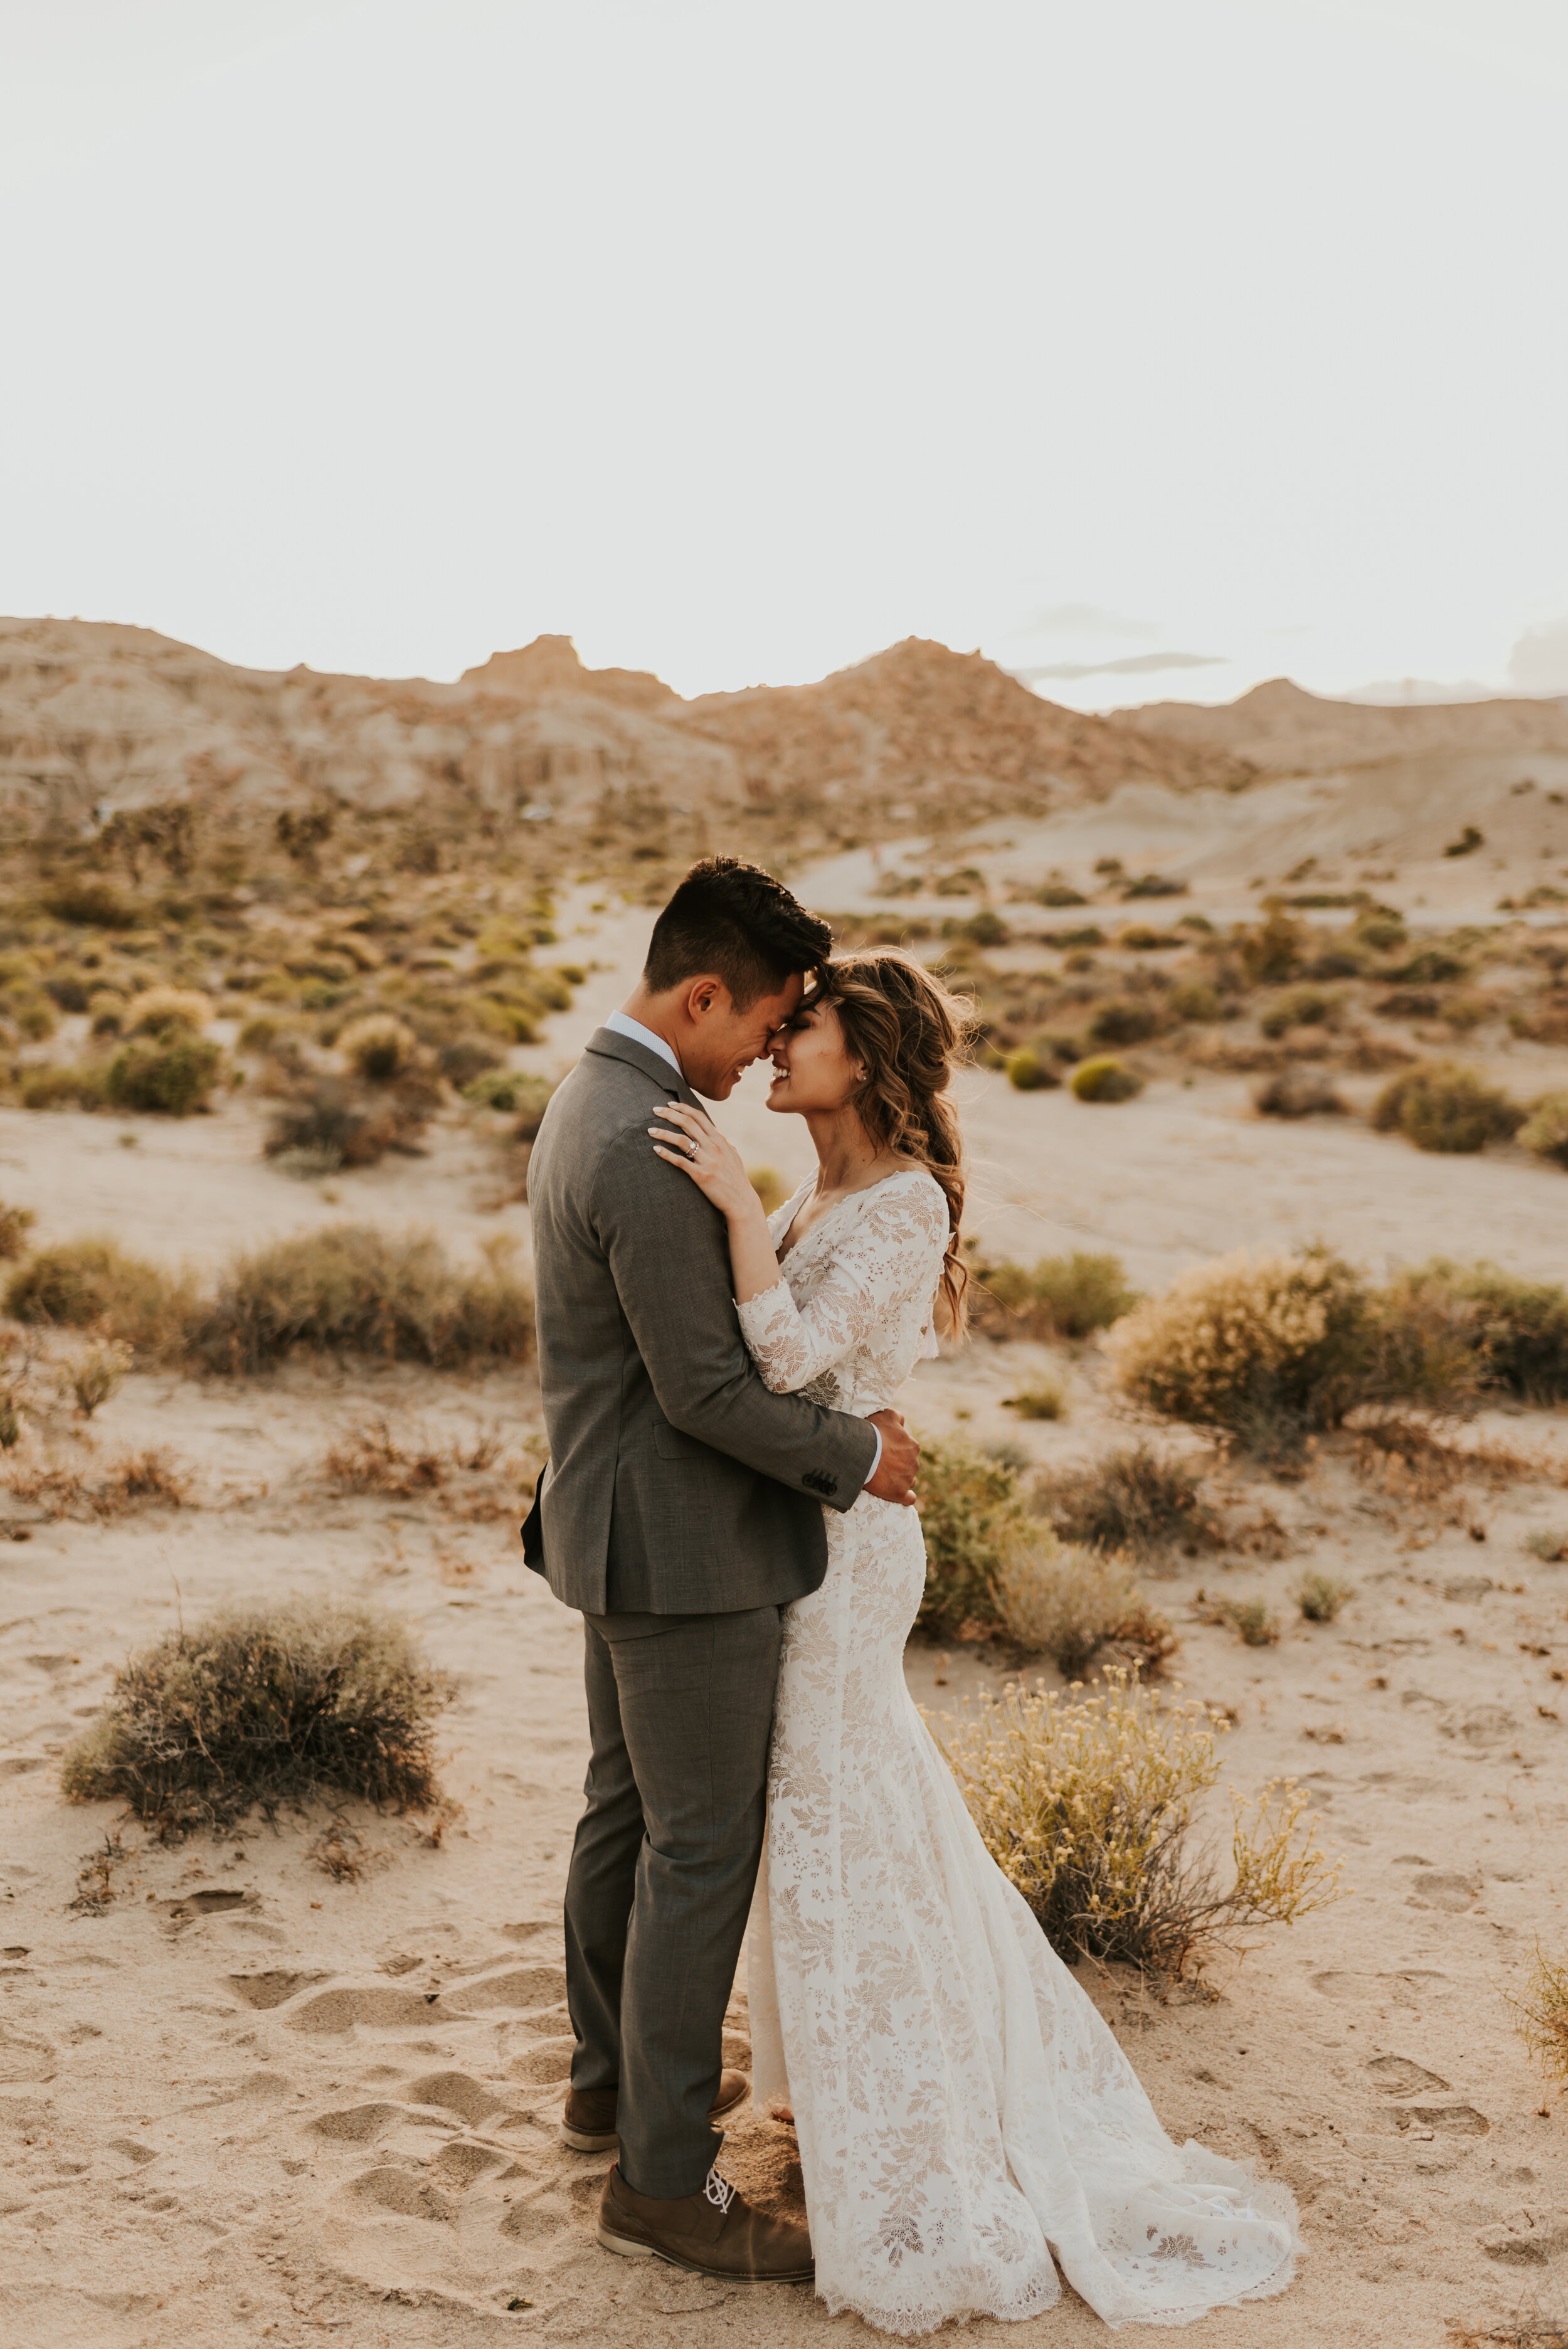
[{"xmin": 526, "ymin": 857, "xmax": 920, "ymax": 2282}]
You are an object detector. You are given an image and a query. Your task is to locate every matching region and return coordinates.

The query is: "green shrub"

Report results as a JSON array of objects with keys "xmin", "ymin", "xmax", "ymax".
[
  {"xmin": 1372, "ymin": 1061, "xmax": 1522, "ymax": 1153},
  {"xmin": 42, "ymin": 881, "xmax": 140, "ymax": 928},
  {"xmin": 1296, "ymin": 1572, "xmax": 1354, "ymax": 1623},
  {"xmin": 1259, "ymin": 984, "xmax": 1335, "ymax": 1039},
  {"xmin": 463, "ymin": 1069, "xmax": 556, "ymax": 1129},
  {"xmin": 1355, "ymin": 913, "xmax": 1407, "ymax": 954},
  {"xmin": 1170, "ymin": 980, "xmax": 1221, "ymax": 1022},
  {"xmin": 1394, "ymin": 1259, "xmax": 1568, "ymax": 1404},
  {"xmin": 1391, "ymin": 948, "xmax": 1468, "ymax": 985},
  {"xmin": 1253, "ymin": 1069, "xmax": 1343, "ymax": 1118},
  {"xmin": 59, "ymin": 1600, "xmax": 452, "ymax": 1834},
  {"xmin": 105, "ymin": 1036, "xmax": 223, "ymax": 1116},
  {"xmin": 1071, "ymin": 1056, "xmax": 1143, "ymax": 1103},
  {"xmin": 1004, "ymin": 1048, "xmax": 1057, "ymax": 1092},
  {"xmin": 12, "ymin": 995, "xmax": 59, "ymax": 1042},
  {"xmin": 1035, "ymin": 883, "xmax": 1086, "ymax": 908},
  {"xmin": 188, "ymin": 1225, "xmax": 534, "ymax": 1374},
  {"xmin": 1087, "ymin": 999, "xmax": 1158, "ymax": 1048},
  {"xmin": 1239, "ymin": 906, "xmax": 1303, "ymax": 985},
  {"xmin": 4, "ymin": 1239, "xmax": 194, "ymax": 1359},
  {"xmin": 915, "ymin": 1438, "xmax": 1031, "ymax": 1637},
  {"xmin": 1105, "ymin": 1246, "xmax": 1478, "ymax": 1446},
  {"xmin": 0, "ymin": 1202, "xmax": 34, "ymax": 1259},
  {"xmin": 127, "ymin": 985, "xmax": 211, "ymax": 1037},
  {"xmin": 992, "ymin": 1538, "xmax": 1173, "ymax": 1677},
  {"xmin": 43, "ymin": 968, "xmax": 93, "ymax": 1014},
  {"xmin": 940, "ymin": 1672, "xmax": 1342, "ymax": 1980},
  {"xmin": 1121, "ymin": 873, "xmax": 1187, "ymax": 900},
  {"xmin": 338, "ymin": 1012, "xmax": 418, "ymax": 1083},
  {"xmin": 1209, "ymin": 1595, "xmax": 1279, "ymax": 1646},
  {"xmin": 969, "ymin": 1249, "xmax": 1138, "ymax": 1340},
  {"xmin": 1004, "ymin": 1379, "xmax": 1065, "ymax": 1421},
  {"xmin": 237, "ymin": 1013, "xmax": 289, "ymax": 1054},
  {"xmin": 1518, "ymin": 1093, "xmax": 1568, "ymax": 1170},
  {"xmin": 88, "ymin": 989, "xmax": 128, "ymax": 1035},
  {"xmin": 1033, "ymin": 1443, "xmax": 1219, "ymax": 1558},
  {"xmin": 19, "ymin": 1063, "xmax": 109, "ymax": 1111}
]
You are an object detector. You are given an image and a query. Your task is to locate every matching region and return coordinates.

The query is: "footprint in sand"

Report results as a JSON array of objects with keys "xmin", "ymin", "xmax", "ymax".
[
  {"xmin": 1365, "ymin": 2055, "xmax": 1450, "ymax": 2095},
  {"xmin": 225, "ymin": 1970, "xmax": 331, "ymax": 2009}
]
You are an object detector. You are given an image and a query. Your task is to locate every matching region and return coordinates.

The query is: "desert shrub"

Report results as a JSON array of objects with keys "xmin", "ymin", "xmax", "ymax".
[
  {"xmin": 462, "ymin": 1068, "xmax": 554, "ymax": 1129},
  {"xmin": 1205, "ymin": 1594, "xmax": 1280, "ymax": 1646},
  {"xmin": 63, "ymin": 1338, "xmax": 132, "ymax": 1419},
  {"xmin": 970, "ymin": 1249, "xmax": 1137, "ymax": 1341},
  {"xmin": 236, "ymin": 1012, "xmax": 292, "ymax": 1054},
  {"xmin": 1070, "ymin": 1056, "xmax": 1143, "ymax": 1103},
  {"xmin": 3, "ymin": 1446, "xmax": 190, "ymax": 1519},
  {"xmin": 1296, "ymin": 1572, "xmax": 1354, "ymax": 1622},
  {"xmin": 1253, "ymin": 1069, "xmax": 1344, "ymax": 1118},
  {"xmin": 1034, "ymin": 1443, "xmax": 1219, "ymax": 1558},
  {"xmin": 105, "ymin": 1036, "xmax": 223, "ymax": 1116},
  {"xmin": 59, "ymin": 1600, "xmax": 452, "ymax": 1835},
  {"xmin": 509, "ymin": 1074, "xmax": 558, "ymax": 1143},
  {"xmin": 0, "ymin": 1202, "xmax": 34, "ymax": 1259},
  {"xmin": 265, "ymin": 1068, "xmax": 435, "ymax": 1168},
  {"xmin": 1117, "ymin": 925, "xmax": 1181, "ymax": 952},
  {"xmin": 43, "ymin": 881, "xmax": 140, "ymax": 928},
  {"xmin": 1259, "ymin": 984, "xmax": 1336, "ymax": 1039},
  {"xmin": 438, "ymin": 1036, "xmax": 501, "ymax": 1089},
  {"xmin": 915, "ymin": 1437, "xmax": 1032, "ymax": 1638},
  {"xmin": 1005, "ymin": 1379, "xmax": 1064, "ymax": 1421},
  {"xmin": 1121, "ymin": 873, "xmax": 1187, "ymax": 900},
  {"xmin": 188, "ymin": 1224, "xmax": 534, "ymax": 1373},
  {"xmin": 1086, "ymin": 999, "xmax": 1158, "ymax": 1049},
  {"xmin": 19, "ymin": 1063, "xmax": 109, "ymax": 1111},
  {"xmin": 1005, "ymin": 1048, "xmax": 1057, "ymax": 1091},
  {"xmin": 939, "ymin": 1671, "xmax": 1342, "ymax": 1980},
  {"xmin": 338, "ymin": 1012, "xmax": 418, "ymax": 1083},
  {"xmin": 1523, "ymin": 1527, "xmax": 1568, "ymax": 1563},
  {"xmin": 1372, "ymin": 1061, "xmax": 1521, "ymax": 1153},
  {"xmin": 9, "ymin": 993, "xmax": 59, "ymax": 1042},
  {"xmin": 1392, "ymin": 1259, "xmax": 1568, "ymax": 1404},
  {"xmin": 1391, "ymin": 946, "xmax": 1468, "ymax": 985},
  {"xmin": 1502, "ymin": 1943, "xmax": 1568, "ymax": 2086},
  {"xmin": 43, "ymin": 968, "xmax": 93, "ymax": 1014},
  {"xmin": 1355, "ymin": 911, "xmax": 1407, "ymax": 955},
  {"xmin": 88, "ymin": 989, "xmax": 128, "ymax": 1035},
  {"xmin": 1518, "ymin": 1092, "xmax": 1568, "ymax": 1170},
  {"xmin": 320, "ymin": 1418, "xmax": 507, "ymax": 1497},
  {"xmin": 1104, "ymin": 1246, "xmax": 1477, "ymax": 1446},
  {"xmin": 5, "ymin": 1239, "xmax": 194, "ymax": 1358},
  {"xmin": 1444, "ymin": 825, "xmax": 1484, "ymax": 858},
  {"xmin": 1035, "ymin": 883, "xmax": 1087, "ymax": 908},
  {"xmin": 127, "ymin": 985, "xmax": 211, "ymax": 1037},
  {"xmin": 992, "ymin": 1539, "xmax": 1173, "ymax": 1676},
  {"xmin": 1239, "ymin": 906, "xmax": 1303, "ymax": 985},
  {"xmin": 1170, "ymin": 981, "xmax": 1221, "ymax": 1022}
]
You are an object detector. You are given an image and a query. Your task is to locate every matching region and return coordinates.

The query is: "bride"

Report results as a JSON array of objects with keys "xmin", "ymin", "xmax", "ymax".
[{"xmin": 648, "ymin": 946, "xmax": 1299, "ymax": 2336}]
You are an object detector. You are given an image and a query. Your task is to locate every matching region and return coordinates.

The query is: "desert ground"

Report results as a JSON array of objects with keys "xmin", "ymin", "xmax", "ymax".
[{"xmin": 2, "ymin": 640, "xmax": 1568, "ymax": 2349}]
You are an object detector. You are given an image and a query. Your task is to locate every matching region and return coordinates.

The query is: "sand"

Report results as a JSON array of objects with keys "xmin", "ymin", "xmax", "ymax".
[{"xmin": 2, "ymin": 886, "xmax": 1567, "ymax": 2349}]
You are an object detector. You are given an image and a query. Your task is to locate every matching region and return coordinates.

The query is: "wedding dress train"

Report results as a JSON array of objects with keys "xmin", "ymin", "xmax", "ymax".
[{"xmin": 736, "ymin": 1169, "xmax": 1300, "ymax": 2335}]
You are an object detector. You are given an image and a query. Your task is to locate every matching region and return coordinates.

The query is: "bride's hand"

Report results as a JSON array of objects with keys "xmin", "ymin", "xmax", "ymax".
[{"xmin": 649, "ymin": 1100, "xmax": 760, "ymax": 1223}]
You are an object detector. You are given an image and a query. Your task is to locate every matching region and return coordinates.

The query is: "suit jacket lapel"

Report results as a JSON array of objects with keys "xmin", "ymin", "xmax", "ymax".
[{"xmin": 585, "ymin": 1026, "xmax": 700, "ymax": 1106}]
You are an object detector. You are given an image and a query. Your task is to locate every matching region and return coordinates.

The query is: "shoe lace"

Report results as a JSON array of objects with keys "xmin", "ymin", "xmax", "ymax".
[{"xmin": 703, "ymin": 2168, "xmax": 736, "ymax": 2214}]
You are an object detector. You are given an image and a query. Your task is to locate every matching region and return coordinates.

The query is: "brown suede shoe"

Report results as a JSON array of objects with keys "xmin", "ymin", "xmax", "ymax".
[
  {"xmin": 559, "ymin": 2069, "xmax": 749, "ymax": 2154},
  {"xmin": 596, "ymin": 2161, "xmax": 813, "ymax": 2283}
]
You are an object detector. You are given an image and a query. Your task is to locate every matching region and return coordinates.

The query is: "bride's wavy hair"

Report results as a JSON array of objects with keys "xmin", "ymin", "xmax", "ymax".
[{"xmin": 815, "ymin": 947, "xmax": 974, "ymax": 1334}]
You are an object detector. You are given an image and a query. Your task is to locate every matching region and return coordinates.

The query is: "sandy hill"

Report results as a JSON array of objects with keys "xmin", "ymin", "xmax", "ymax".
[
  {"xmin": 1115, "ymin": 676, "xmax": 1568, "ymax": 775},
  {"xmin": 0, "ymin": 618, "xmax": 1250, "ymax": 839}
]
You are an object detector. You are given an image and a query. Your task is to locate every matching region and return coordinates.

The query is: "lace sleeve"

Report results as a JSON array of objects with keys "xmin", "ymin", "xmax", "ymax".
[{"xmin": 735, "ymin": 1175, "xmax": 948, "ymax": 1394}]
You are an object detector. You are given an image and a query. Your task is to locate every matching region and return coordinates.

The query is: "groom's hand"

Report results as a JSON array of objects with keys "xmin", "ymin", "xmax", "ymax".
[{"xmin": 865, "ymin": 1410, "xmax": 920, "ymax": 1507}]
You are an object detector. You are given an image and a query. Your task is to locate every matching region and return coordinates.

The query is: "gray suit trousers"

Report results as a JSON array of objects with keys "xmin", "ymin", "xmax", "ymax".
[{"xmin": 564, "ymin": 1603, "xmax": 783, "ymax": 2200}]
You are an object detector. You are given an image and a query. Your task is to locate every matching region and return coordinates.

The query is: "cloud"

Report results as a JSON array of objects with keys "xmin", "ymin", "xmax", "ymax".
[
  {"xmin": 1009, "ymin": 650, "xmax": 1229, "ymax": 682},
  {"xmin": 1016, "ymin": 603, "xmax": 1161, "ymax": 642},
  {"xmin": 1507, "ymin": 620, "xmax": 1568, "ymax": 696}
]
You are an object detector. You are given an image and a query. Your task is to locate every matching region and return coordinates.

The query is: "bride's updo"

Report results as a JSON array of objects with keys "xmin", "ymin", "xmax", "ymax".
[{"xmin": 816, "ymin": 946, "xmax": 973, "ymax": 1333}]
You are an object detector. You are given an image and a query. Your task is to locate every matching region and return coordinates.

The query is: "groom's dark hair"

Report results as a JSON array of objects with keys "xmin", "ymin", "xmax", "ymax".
[{"xmin": 644, "ymin": 857, "xmax": 832, "ymax": 1010}]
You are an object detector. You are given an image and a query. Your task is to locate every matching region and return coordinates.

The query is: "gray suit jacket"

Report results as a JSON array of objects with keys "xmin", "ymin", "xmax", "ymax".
[{"xmin": 526, "ymin": 1027, "xmax": 878, "ymax": 1615}]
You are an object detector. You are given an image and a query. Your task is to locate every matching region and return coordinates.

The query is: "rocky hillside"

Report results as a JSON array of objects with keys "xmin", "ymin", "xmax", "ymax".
[
  {"xmin": 0, "ymin": 618, "xmax": 1251, "ymax": 844},
  {"xmin": 1115, "ymin": 676, "xmax": 1568, "ymax": 775}
]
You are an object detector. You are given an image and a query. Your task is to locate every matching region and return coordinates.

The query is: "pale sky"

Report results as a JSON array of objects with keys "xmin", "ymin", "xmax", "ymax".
[{"xmin": 4, "ymin": 0, "xmax": 1567, "ymax": 708}]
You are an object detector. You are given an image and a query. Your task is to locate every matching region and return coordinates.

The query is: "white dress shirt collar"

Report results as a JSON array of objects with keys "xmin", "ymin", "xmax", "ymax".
[{"xmin": 605, "ymin": 1008, "xmax": 684, "ymax": 1081}]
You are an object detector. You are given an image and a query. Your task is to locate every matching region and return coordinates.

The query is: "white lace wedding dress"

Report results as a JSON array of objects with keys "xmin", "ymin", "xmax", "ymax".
[{"xmin": 736, "ymin": 1169, "xmax": 1300, "ymax": 2336}]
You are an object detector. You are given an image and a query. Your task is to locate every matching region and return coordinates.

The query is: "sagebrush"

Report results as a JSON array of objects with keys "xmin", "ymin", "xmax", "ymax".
[
  {"xmin": 1032, "ymin": 1443, "xmax": 1218, "ymax": 1559},
  {"xmin": 60, "ymin": 1599, "xmax": 452, "ymax": 1834}
]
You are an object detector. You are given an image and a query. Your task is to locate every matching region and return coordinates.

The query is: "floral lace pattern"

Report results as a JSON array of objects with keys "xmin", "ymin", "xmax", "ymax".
[{"xmin": 739, "ymin": 1171, "xmax": 1300, "ymax": 2336}]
